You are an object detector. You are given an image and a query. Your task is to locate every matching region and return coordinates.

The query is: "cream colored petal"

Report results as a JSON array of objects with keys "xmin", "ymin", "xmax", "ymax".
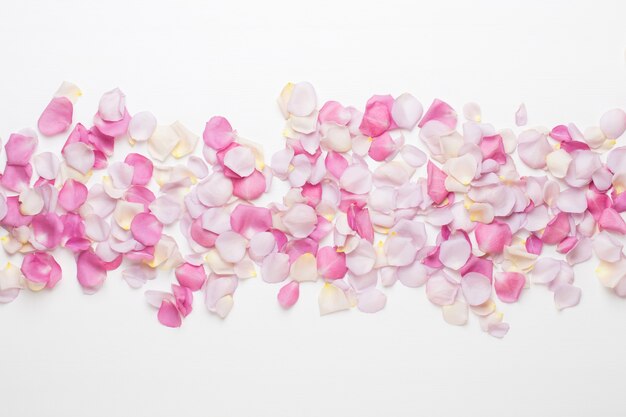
[
  {"xmin": 113, "ymin": 200, "xmax": 145, "ymax": 230},
  {"xmin": 290, "ymin": 253, "xmax": 318, "ymax": 282},
  {"xmin": 319, "ymin": 283, "xmax": 351, "ymax": 316},
  {"xmin": 442, "ymin": 299, "xmax": 468, "ymax": 326},
  {"xmin": 546, "ymin": 149, "xmax": 572, "ymax": 179}
]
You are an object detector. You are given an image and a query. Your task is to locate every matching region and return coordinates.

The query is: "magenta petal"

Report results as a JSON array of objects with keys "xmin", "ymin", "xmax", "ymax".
[
  {"xmin": 479, "ymin": 134, "xmax": 506, "ymax": 164},
  {"xmin": 317, "ymin": 246, "xmax": 348, "ymax": 280},
  {"xmin": 76, "ymin": 251, "xmax": 107, "ymax": 293},
  {"xmin": 459, "ymin": 255, "xmax": 493, "ymax": 281},
  {"xmin": 58, "ymin": 179, "xmax": 88, "ymax": 212},
  {"xmin": 157, "ymin": 299, "xmax": 182, "ymax": 328},
  {"xmin": 32, "ymin": 213, "xmax": 64, "ymax": 249},
  {"xmin": 475, "ymin": 222, "xmax": 512, "ymax": 255},
  {"xmin": 130, "ymin": 213, "xmax": 163, "ymax": 246},
  {"xmin": 418, "ymin": 99, "xmax": 457, "ymax": 129},
  {"xmin": 347, "ymin": 205, "xmax": 374, "ymax": 242},
  {"xmin": 550, "ymin": 125, "xmax": 572, "ymax": 142},
  {"xmin": 427, "ymin": 161, "xmax": 448, "ymax": 204},
  {"xmin": 359, "ymin": 96, "xmax": 393, "ymax": 137},
  {"xmin": 598, "ymin": 208, "xmax": 626, "ymax": 234},
  {"xmin": 230, "ymin": 204, "xmax": 273, "ymax": 239},
  {"xmin": 38, "ymin": 97, "xmax": 73, "ymax": 136},
  {"xmin": 124, "ymin": 153, "xmax": 153, "ymax": 186},
  {"xmin": 277, "ymin": 281, "xmax": 300, "ymax": 308},
  {"xmin": 232, "ymin": 170, "xmax": 265, "ymax": 200},
  {"xmin": 203, "ymin": 116, "xmax": 234, "ymax": 150},
  {"xmin": 175, "ymin": 263, "xmax": 207, "ymax": 291},
  {"xmin": 525, "ymin": 234, "xmax": 543, "ymax": 255},
  {"xmin": 21, "ymin": 252, "xmax": 62, "ymax": 288},
  {"xmin": 494, "ymin": 272, "xmax": 525, "ymax": 303},
  {"xmin": 542, "ymin": 212, "xmax": 571, "ymax": 244}
]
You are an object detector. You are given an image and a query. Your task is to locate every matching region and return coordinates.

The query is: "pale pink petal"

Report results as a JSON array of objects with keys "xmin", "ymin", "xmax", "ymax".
[
  {"xmin": 426, "ymin": 271, "xmax": 458, "ymax": 306},
  {"xmin": 340, "ymin": 164, "xmax": 372, "ymax": 194},
  {"xmin": 261, "ymin": 252, "xmax": 290, "ymax": 283},
  {"xmin": 76, "ymin": 251, "xmax": 107, "ymax": 294},
  {"xmin": 566, "ymin": 237, "xmax": 592, "ymax": 265},
  {"xmin": 203, "ymin": 116, "xmax": 234, "ymax": 150},
  {"xmin": 197, "ymin": 173, "xmax": 233, "ymax": 207},
  {"xmin": 224, "ymin": 146, "xmax": 256, "ymax": 178},
  {"xmin": 277, "ymin": 281, "xmax": 300, "ymax": 308},
  {"xmin": 554, "ymin": 284, "xmax": 582, "ymax": 310},
  {"xmin": 128, "ymin": 111, "xmax": 157, "ymax": 142},
  {"xmin": 384, "ymin": 235, "xmax": 417, "ymax": 267},
  {"xmin": 427, "ymin": 161, "xmax": 448, "ymax": 204},
  {"xmin": 318, "ymin": 283, "xmax": 351, "ymax": 315},
  {"xmin": 58, "ymin": 179, "xmax": 88, "ymax": 212},
  {"xmin": 391, "ymin": 93, "xmax": 422, "ymax": 130},
  {"xmin": 463, "ymin": 102, "xmax": 481, "ymax": 122},
  {"xmin": 38, "ymin": 97, "xmax": 73, "ymax": 136},
  {"xmin": 461, "ymin": 272, "xmax": 492, "ymax": 306},
  {"xmin": 518, "ymin": 130, "xmax": 551, "ymax": 169},
  {"xmin": 215, "ymin": 231, "xmax": 247, "ymax": 263},
  {"xmin": 317, "ymin": 246, "xmax": 347, "ymax": 280},
  {"xmin": 400, "ymin": 145, "xmax": 427, "ymax": 167},
  {"xmin": 62, "ymin": 142, "xmax": 95, "ymax": 174},
  {"xmin": 418, "ymin": 99, "xmax": 457, "ymax": 129},
  {"xmin": 532, "ymin": 258, "xmax": 561, "ymax": 284},
  {"xmin": 494, "ymin": 272, "xmax": 525, "ymax": 303},
  {"xmin": 98, "ymin": 88, "xmax": 126, "ymax": 121},
  {"xmin": 556, "ymin": 188, "xmax": 587, "ymax": 214},
  {"xmin": 5, "ymin": 132, "xmax": 38, "ymax": 166},
  {"xmin": 357, "ymin": 288, "xmax": 386, "ymax": 313},
  {"xmin": 546, "ymin": 149, "xmax": 572, "ymax": 179},
  {"xmin": 288, "ymin": 154, "xmax": 312, "ymax": 186},
  {"xmin": 232, "ymin": 169, "xmax": 266, "ymax": 200},
  {"xmin": 442, "ymin": 300, "xmax": 469, "ymax": 326},
  {"xmin": 282, "ymin": 203, "xmax": 317, "ymax": 238},
  {"xmin": 515, "ymin": 103, "xmax": 527, "ymax": 126},
  {"xmin": 396, "ymin": 261, "xmax": 428, "ymax": 287},
  {"xmin": 33, "ymin": 152, "xmax": 60, "ymax": 180},
  {"xmin": 122, "ymin": 264, "xmax": 157, "ymax": 288},
  {"xmin": 149, "ymin": 195, "xmax": 181, "ymax": 225},
  {"xmin": 287, "ymin": 82, "xmax": 317, "ymax": 116},
  {"xmin": 346, "ymin": 240, "xmax": 376, "ymax": 275},
  {"xmin": 108, "ymin": 162, "xmax": 134, "ymax": 190},
  {"xmin": 439, "ymin": 234, "xmax": 470, "ymax": 270},
  {"xmin": 249, "ymin": 232, "xmax": 276, "ymax": 260},
  {"xmin": 475, "ymin": 222, "xmax": 512, "ymax": 254},
  {"xmin": 593, "ymin": 231, "xmax": 623, "ymax": 262},
  {"xmin": 130, "ymin": 212, "xmax": 163, "ymax": 246},
  {"xmin": 599, "ymin": 108, "xmax": 626, "ymax": 139},
  {"xmin": 21, "ymin": 252, "xmax": 62, "ymax": 289},
  {"xmin": 18, "ymin": 189, "xmax": 44, "ymax": 216},
  {"xmin": 488, "ymin": 322, "xmax": 510, "ymax": 338}
]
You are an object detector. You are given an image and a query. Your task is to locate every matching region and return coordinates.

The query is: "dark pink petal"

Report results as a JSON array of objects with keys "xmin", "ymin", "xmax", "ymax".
[
  {"xmin": 230, "ymin": 204, "xmax": 272, "ymax": 239},
  {"xmin": 542, "ymin": 212, "xmax": 571, "ymax": 244},
  {"xmin": 130, "ymin": 213, "xmax": 163, "ymax": 246},
  {"xmin": 0, "ymin": 164, "xmax": 33, "ymax": 192},
  {"xmin": 172, "ymin": 284, "xmax": 193, "ymax": 317},
  {"xmin": 318, "ymin": 101, "xmax": 351, "ymax": 125},
  {"xmin": 598, "ymin": 208, "xmax": 626, "ymax": 234},
  {"xmin": 418, "ymin": 99, "xmax": 457, "ymax": 129},
  {"xmin": 157, "ymin": 300, "xmax": 182, "ymax": 328},
  {"xmin": 301, "ymin": 183, "xmax": 322, "ymax": 207},
  {"xmin": 175, "ymin": 263, "xmax": 207, "ymax": 291},
  {"xmin": 32, "ymin": 213, "xmax": 64, "ymax": 249},
  {"xmin": 587, "ymin": 190, "xmax": 611, "ymax": 220},
  {"xmin": 203, "ymin": 116, "xmax": 234, "ymax": 150},
  {"xmin": 525, "ymin": 234, "xmax": 543, "ymax": 255},
  {"xmin": 278, "ymin": 281, "xmax": 300, "ymax": 308},
  {"xmin": 317, "ymin": 246, "xmax": 348, "ymax": 280},
  {"xmin": 475, "ymin": 221, "xmax": 512, "ymax": 255},
  {"xmin": 1, "ymin": 196, "xmax": 32, "ymax": 228},
  {"xmin": 459, "ymin": 255, "xmax": 493, "ymax": 281},
  {"xmin": 368, "ymin": 133, "xmax": 396, "ymax": 161},
  {"xmin": 21, "ymin": 252, "xmax": 62, "ymax": 288},
  {"xmin": 325, "ymin": 151, "xmax": 348, "ymax": 179},
  {"xmin": 38, "ymin": 97, "xmax": 73, "ymax": 136},
  {"xmin": 550, "ymin": 125, "xmax": 572, "ymax": 142},
  {"xmin": 124, "ymin": 153, "xmax": 153, "ymax": 186},
  {"xmin": 58, "ymin": 179, "xmax": 88, "ymax": 212},
  {"xmin": 93, "ymin": 109, "xmax": 131, "ymax": 137},
  {"xmin": 87, "ymin": 127, "xmax": 115, "ymax": 156},
  {"xmin": 76, "ymin": 251, "xmax": 107, "ymax": 293},
  {"xmin": 494, "ymin": 272, "xmax": 525, "ymax": 303},
  {"xmin": 556, "ymin": 236, "xmax": 578, "ymax": 254},
  {"xmin": 125, "ymin": 186, "xmax": 156, "ymax": 209},
  {"xmin": 232, "ymin": 170, "xmax": 266, "ymax": 200},
  {"xmin": 359, "ymin": 95, "xmax": 394, "ymax": 137},
  {"xmin": 347, "ymin": 205, "xmax": 374, "ymax": 242},
  {"xmin": 427, "ymin": 161, "xmax": 448, "ymax": 204},
  {"xmin": 190, "ymin": 217, "xmax": 218, "ymax": 247},
  {"xmin": 479, "ymin": 134, "xmax": 506, "ymax": 164},
  {"xmin": 60, "ymin": 213, "xmax": 86, "ymax": 241},
  {"xmin": 561, "ymin": 140, "xmax": 590, "ymax": 153}
]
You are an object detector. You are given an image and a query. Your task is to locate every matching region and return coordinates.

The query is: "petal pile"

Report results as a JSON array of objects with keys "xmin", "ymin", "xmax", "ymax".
[{"xmin": 1, "ymin": 81, "xmax": 625, "ymax": 338}]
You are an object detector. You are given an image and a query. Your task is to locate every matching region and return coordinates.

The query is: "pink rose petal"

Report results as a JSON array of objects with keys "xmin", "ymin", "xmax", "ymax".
[{"xmin": 38, "ymin": 97, "xmax": 73, "ymax": 136}]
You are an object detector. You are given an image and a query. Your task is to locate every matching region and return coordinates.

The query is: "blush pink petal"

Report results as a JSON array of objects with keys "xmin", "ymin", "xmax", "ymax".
[
  {"xmin": 518, "ymin": 130, "xmax": 551, "ymax": 169},
  {"xmin": 261, "ymin": 252, "xmax": 290, "ymax": 283},
  {"xmin": 525, "ymin": 234, "xmax": 543, "ymax": 255},
  {"xmin": 38, "ymin": 97, "xmax": 73, "ymax": 136},
  {"xmin": 5, "ymin": 132, "xmax": 38, "ymax": 166},
  {"xmin": 599, "ymin": 108, "xmax": 626, "ymax": 139},
  {"xmin": 479, "ymin": 134, "xmax": 506, "ymax": 164},
  {"xmin": 427, "ymin": 161, "xmax": 448, "ymax": 204},
  {"xmin": 550, "ymin": 125, "xmax": 572, "ymax": 142},
  {"xmin": 277, "ymin": 281, "xmax": 300, "ymax": 308},
  {"xmin": 0, "ymin": 164, "xmax": 32, "ymax": 192},
  {"xmin": 230, "ymin": 204, "xmax": 273, "ymax": 239},
  {"xmin": 203, "ymin": 116, "xmax": 234, "ymax": 150},
  {"xmin": 439, "ymin": 234, "xmax": 471, "ymax": 270},
  {"xmin": 554, "ymin": 284, "xmax": 582, "ymax": 311},
  {"xmin": 21, "ymin": 252, "xmax": 62, "ymax": 288},
  {"xmin": 282, "ymin": 203, "xmax": 318, "ymax": 238},
  {"xmin": 357, "ymin": 289, "xmax": 387, "ymax": 313},
  {"xmin": 93, "ymin": 110, "xmax": 131, "ymax": 137},
  {"xmin": 494, "ymin": 272, "xmax": 525, "ymax": 303},
  {"xmin": 391, "ymin": 93, "xmax": 423, "ymax": 130},
  {"xmin": 130, "ymin": 213, "xmax": 163, "ymax": 246},
  {"xmin": 426, "ymin": 271, "xmax": 459, "ymax": 306},
  {"xmin": 76, "ymin": 251, "xmax": 107, "ymax": 294},
  {"xmin": 157, "ymin": 300, "xmax": 182, "ymax": 328},
  {"xmin": 175, "ymin": 263, "xmax": 207, "ymax": 291},
  {"xmin": 359, "ymin": 96, "xmax": 393, "ymax": 137},
  {"xmin": 347, "ymin": 205, "xmax": 374, "ymax": 242},
  {"xmin": 58, "ymin": 179, "xmax": 88, "ymax": 212},
  {"xmin": 542, "ymin": 212, "xmax": 571, "ymax": 244},
  {"xmin": 317, "ymin": 246, "xmax": 348, "ymax": 280},
  {"xmin": 325, "ymin": 151, "xmax": 348, "ymax": 179},
  {"xmin": 368, "ymin": 133, "xmax": 397, "ymax": 161},
  {"xmin": 232, "ymin": 169, "xmax": 266, "ymax": 200},
  {"xmin": 459, "ymin": 255, "xmax": 493, "ymax": 281},
  {"xmin": 515, "ymin": 103, "xmax": 527, "ymax": 126},
  {"xmin": 475, "ymin": 222, "xmax": 512, "ymax": 255},
  {"xmin": 172, "ymin": 284, "xmax": 193, "ymax": 317},
  {"xmin": 124, "ymin": 153, "xmax": 153, "ymax": 186},
  {"xmin": 418, "ymin": 99, "xmax": 457, "ymax": 129},
  {"xmin": 598, "ymin": 208, "xmax": 626, "ymax": 234},
  {"xmin": 32, "ymin": 213, "xmax": 64, "ymax": 249}
]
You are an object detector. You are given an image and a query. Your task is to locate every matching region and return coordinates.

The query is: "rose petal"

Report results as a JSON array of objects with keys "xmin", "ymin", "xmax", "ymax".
[
  {"xmin": 277, "ymin": 281, "xmax": 300, "ymax": 308},
  {"xmin": 554, "ymin": 284, "xmax": 582, "ymax": 310},
  {"xmin": 494, "ymin": 272, "xmax": 525, "ymax": 303},
  {"xmin": 38, "ymin": 97, "xmax": 73, "ymax": 136}
]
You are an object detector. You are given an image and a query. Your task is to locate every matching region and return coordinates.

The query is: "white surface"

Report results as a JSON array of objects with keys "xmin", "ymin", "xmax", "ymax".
[{"xmin": 1, "ymin": 1, "xmax": 626, "ymax": 416}]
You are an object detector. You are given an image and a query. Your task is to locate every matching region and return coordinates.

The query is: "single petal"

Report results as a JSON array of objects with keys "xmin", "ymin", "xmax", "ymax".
[
  {"xmin": 249, "ymin": 232, "xmax": 276, "ymax": 260},
  {"xmin": 598, "ymin": 208, "xmax": 626, "ymax": 234},
  {"xmin": 38, "ymin": 97, "xmax": 73, "ymax": 136},
  {"xmin": 232, "ymin": 169, "xmax": 266, "ymax": 200},
  {"xmin": 130, "ymin": 212, "xmax": 163, "ymax": 246},
  {"xmin": 317, "ymin": 246, "xmax": 348, "ymax": 280},
  {"xmin": 461, "ymin": 272, "xmax": 492, "ymax": 306},
  {"xmin": 463, "ymin": 102, "xmax": 481, "ymax": 122},
  {"xmin": 515, "ymin": 103, "xmax": 527, "ymax": 126},
  {"xmin": 277, "ymin": 281, "xmax": 300, "ymax": 308},
  {"xmin": 439, "ymin": 234, "xmax": 471, "ymax": 270},
  {"xmin": 33, "ymin": 152, "xmax": 60, "ymax": 180},
  {"xmin": 318, "ymin": 283, "xmax": 351, "ymax": 315},
  {"xmin": 290, "ymin": 253, "xmax": 318, "ymax": 282},
  {"xmin": 224, "ymin": 146, "xmax": 256, "ymax": 177},
  {"xmin": 426, "ymin": 271, "xmax": 458, "ymax": 306},
  {"xmin": 593, "ymin": 231, "xmax": 623, "ymax": 262},
  {"xmin": 98, "ymin": 88, "xmax": 126, "ymax": 121},
  {"xmin": 532, "ymin": 258, "xmax": 561, "ymax": 284},
  {"xmin": 124, "ymin": 153, "xmax": 153, "ymax": 186},
  {"xmin": 157, "ymin": 300, "xmax": 182, "ymax": 328},
  {"xmin": 230, "ymin": 204, "xmax": 272, "ymax": 239},
  {"xmin": 128, "ymin": 111, "xmax": 157, "ymax": 142},
  {"xmin": 215, "ymin": 231, "xmax": 247, "ymax": 263},
  {"xmin": 197, "ymin": 173, "xmax": 233, "ymax": 207},
  {"xmin": 340, "ymin": 164, "xmax": 372, "ymax": 194},
  {"xmin": 357, "ymin": 288, "xmax": 386, "ymax": 313},
  {"xmin": 391, "ymin": 93, "xmax": 422, "ymax": 130},
  {"xmin": 21, "ymin": 252, "xmax": 62, "ymax": 288},
  {"xmin": 442, "ymin": 300, "xmax": 468, "ymax": 326},
  {"xmin": 149, "ymin": 195, "xmax": 181, "ymax": 225},
  {"xmin": 261, "ymin": 252, "xmax": 290, "ymax": 283},
  {"xmin": 494, "ymin": 272, "xmax": 525, "ymax": 303},
  {"xmin": 554, "ymin": 284, "xmax": 581, "ymax": 310},
  {"xmin": 542, "ymin": 212, "xmax": 571, "ymax": 244},
  {"xmin": 287, "ymin": 82, "xmax": 317, "ymax": 116},
  {"xmin": 203, "ymin": 116, "xmax": 234, "ymax": 150},
  {"xmin": 282, "ymin": 203, "xmax": 317, "ymax": 238},
  {"xmin": 5, "ymin": 132, "xmax": 38, "ymax": 166},
  {"xmin": 556, "ymin": 188, "xmax": 587, "ymax": 214},
  {"xmin": 418, "ymin": 99, "xmax": 457, "ymax": 129},
  {"xmin": 58, "ymin": 179, "xmax": 88, "ymax": 212},
  {"xmin": 76, "ymin": 251, "xmax": 107, "ymax": 294},
  {"xmin": 427, "ymin": 161, "xmax": 448, "ymax": 204},
  {"xmin": 62, "ymin": 142, "xmax": 95, "ymax": 175},
  {"xmin": 32, "ymin": 213, "xmax": 64, "ymax": 249},
  {"xmin": 599, "ymin": 108, "xmax": 626, "ymax": 139},
  {"xmin": 475, "ymin": 222, "xmax": 512, "ymax": 254},
  {"xmin": 346, "ymin": 240, "xmax": 376, "ymax": 275}
]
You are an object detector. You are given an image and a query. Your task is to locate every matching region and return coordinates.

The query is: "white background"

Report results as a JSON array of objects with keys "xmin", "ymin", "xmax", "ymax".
[{"xmin": 1, "ymin": 1, "xmax": 626, "ymax": 416}]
